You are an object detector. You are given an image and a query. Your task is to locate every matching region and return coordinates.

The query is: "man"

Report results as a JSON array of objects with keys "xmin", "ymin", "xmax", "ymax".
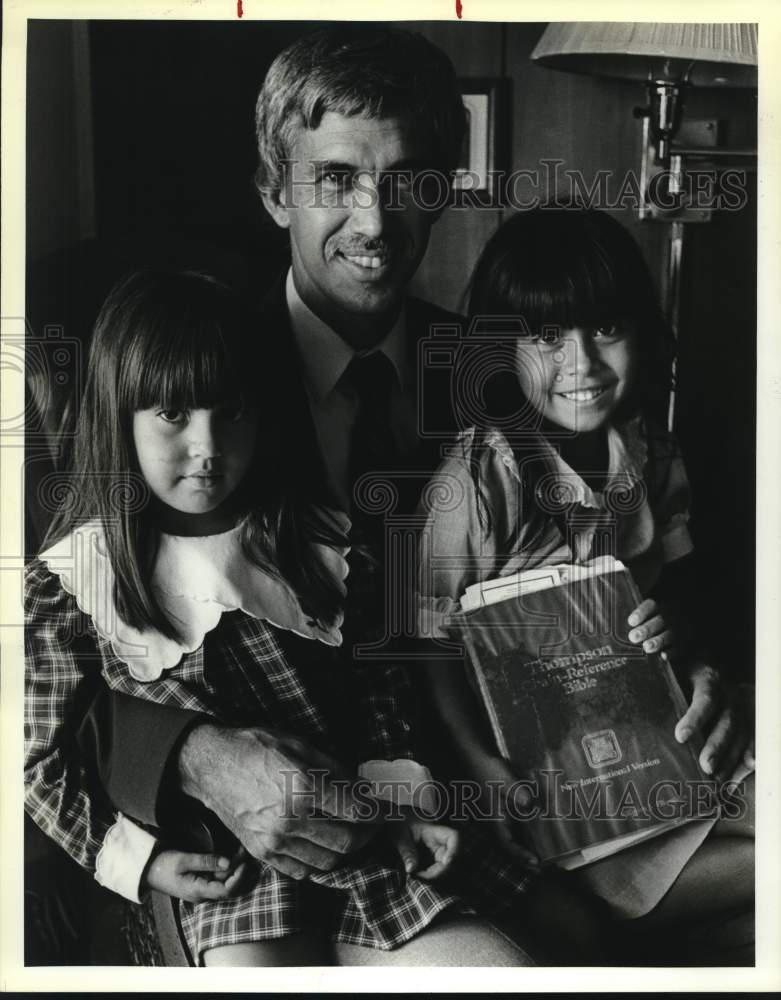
[
  {"xmin": 74, "ymin": 25, "xmax": 750, "ymax": 967},
  {"xmin": 76, "ymin": 26, "xmax": 545, "ymax": 966},
  {"xmin": 251, "ymin": 26, "xmax": 464, "ymax": 512}
]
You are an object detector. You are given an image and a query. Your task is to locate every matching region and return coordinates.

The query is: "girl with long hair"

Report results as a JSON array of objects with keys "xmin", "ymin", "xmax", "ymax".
[
  {"xmin": 25, "ymin": 268, "xmax": 539, "ymax": 967},
  {"xmin": 417, "ymin": 207, "xmax": 754, "ymax": 949}
]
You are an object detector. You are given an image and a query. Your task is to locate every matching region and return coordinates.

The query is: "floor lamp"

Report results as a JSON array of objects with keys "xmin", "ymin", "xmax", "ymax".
[{"xmin": 530, "ymin": 22, "xmax": 758, "ymax": 430}]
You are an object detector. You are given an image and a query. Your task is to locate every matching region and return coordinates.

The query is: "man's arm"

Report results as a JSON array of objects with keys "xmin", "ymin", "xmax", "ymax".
[
  {"xmin": 652, "ymin": 556, "xmax": 755, "ymax": 782},
  {"xmin": 25, "ymin": 565, "xmax": 159, "ymax": 903},
  {"xmin": 646, "ymin": 428, "xmax": 754, "ymax": 783},
  {"xmin": 76, "ymin": 685, "xmax": 204, "ymax": 827},
  {"xmin": 79, "ymin": 686, "xmax": 378, "ymax": 878}
]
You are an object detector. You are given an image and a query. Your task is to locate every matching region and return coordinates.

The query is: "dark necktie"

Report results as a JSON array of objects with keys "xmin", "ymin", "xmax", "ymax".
[
  {"xmin": 342, "ymin": 351, "xmax": 400, "ymax": 650},
  {"xmin": 344, "ymin": 351, "xmax": 400, "ymax": 504}
]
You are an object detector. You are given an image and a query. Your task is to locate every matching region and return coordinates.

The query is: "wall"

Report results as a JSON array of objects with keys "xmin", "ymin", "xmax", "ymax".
[
  {"xmin": 26, "ymin": 21, "xmax": 95, "ymax": 262},
  {"xmin": 408, "ymin": 21, "xmax": 507, "ymax": 312},
  {"xmin": 412, "ymin": 21, "xmax": 756, "ymax": 313}
]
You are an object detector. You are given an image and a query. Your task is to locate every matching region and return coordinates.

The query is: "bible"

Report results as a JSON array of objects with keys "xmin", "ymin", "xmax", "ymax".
[{"xmin": 443, "ymin": 560, "xmax": 712, "ymax": 867}]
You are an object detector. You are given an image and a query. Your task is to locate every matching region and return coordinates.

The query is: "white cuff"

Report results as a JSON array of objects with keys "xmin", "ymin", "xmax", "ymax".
[
  {"xmin": 95, "ymin": 813, "xmax": 158, "ymax": 903},
  {"xmin": 358, "ymin": 759, "xmax": 438, "ymax": 815}
]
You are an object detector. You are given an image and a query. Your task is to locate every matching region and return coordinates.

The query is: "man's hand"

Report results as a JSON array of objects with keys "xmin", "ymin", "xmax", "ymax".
[
  {"xmin": 178, "ymin": 723, "xmax": 378, "ymax": 879},
  {"xmin": 674, "ymin": 664, "xmax": 755, "ymax": 782}
]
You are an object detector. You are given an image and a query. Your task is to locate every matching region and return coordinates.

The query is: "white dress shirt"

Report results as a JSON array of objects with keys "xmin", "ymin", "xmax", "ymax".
[{"xmin": 286, "ymin": 269, "xmax": 418, "ymax": 509}]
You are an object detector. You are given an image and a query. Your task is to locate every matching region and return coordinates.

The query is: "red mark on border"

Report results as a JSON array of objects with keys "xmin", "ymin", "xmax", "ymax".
[
  {"xmin": 455, "ymin": 0, "xmax": 463, "ymax": 17},
  {"xmin": 237, "ymin": 0, "xmax": 243, "ymax": 17}
]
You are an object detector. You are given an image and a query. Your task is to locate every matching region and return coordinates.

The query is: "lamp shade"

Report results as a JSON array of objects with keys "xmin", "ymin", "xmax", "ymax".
[{"xmin": 531, "ymin": 23, "xmax": 758, "ymax": 88}]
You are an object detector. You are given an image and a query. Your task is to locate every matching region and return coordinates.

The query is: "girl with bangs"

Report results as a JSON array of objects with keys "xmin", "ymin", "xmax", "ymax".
[
  {"xmin": 417, "ymin": 206, "xmax": 754, "ymax": 949},
  {"xmin": 42, "ymin": 268, "xmax": 343, "ymax": 642},
  {"xmin": 25, "ymin": 269, "xmax": 479, "ymax": 966}
]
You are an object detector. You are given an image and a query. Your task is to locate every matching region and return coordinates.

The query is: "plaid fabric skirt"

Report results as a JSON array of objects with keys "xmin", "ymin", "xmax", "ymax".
[{"xmin": 178, "ymin": 825, "xmax": 533, "ymax": 963}]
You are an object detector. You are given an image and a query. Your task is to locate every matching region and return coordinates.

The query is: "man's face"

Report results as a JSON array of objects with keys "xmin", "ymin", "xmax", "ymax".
[{"xmin": 263, "ymin": 112, "xmax": 437, "ymax": 347}]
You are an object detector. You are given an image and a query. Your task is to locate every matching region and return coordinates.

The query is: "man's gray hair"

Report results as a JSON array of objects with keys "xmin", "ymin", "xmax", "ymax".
[{"xmin": 255, "ymin": 26, "xmax": 467, "ymax": 195}]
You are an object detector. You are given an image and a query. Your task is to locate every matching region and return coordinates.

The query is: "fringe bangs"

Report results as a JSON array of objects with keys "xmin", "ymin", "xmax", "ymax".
[
  {"xmin": 471, "ymin": 218, "xmax": 639, "ymax": 337},
  {"xmin": 117, "ymin": 274, "xmax": 256, "ymax": 414}
]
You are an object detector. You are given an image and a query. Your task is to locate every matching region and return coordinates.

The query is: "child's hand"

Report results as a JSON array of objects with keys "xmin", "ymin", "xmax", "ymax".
[
  {"xmin": 143, "ymin": 846, "xmax": 252, "ymax": 902},
  {"xmin": 391, "ymin": 816, "xmax": 459, "ymax": 881},
  {"xmin": 628, "ymin": 598, "xmax": 677, "ymax": 658}
]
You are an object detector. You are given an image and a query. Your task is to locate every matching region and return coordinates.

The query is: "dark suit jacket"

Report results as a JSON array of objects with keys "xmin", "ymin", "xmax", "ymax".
[{"xmin": 78, "ymin": 274, "xmax": 464, "ymax": 829}]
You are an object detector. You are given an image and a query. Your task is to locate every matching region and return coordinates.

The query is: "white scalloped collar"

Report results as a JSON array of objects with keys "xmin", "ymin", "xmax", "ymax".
[{"xmin": 39, "ymin": 514, "xmax": 349, "ymax": 682}]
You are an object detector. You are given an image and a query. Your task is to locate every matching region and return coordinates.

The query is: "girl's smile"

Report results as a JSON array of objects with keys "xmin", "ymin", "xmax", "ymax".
[
  {"xmin": 557, "ymin": 385, "xmax": 610, "ymax": 403},
  {"xmin": 516, "ymin": 322, "xmax": 636, "ymax": 435}
]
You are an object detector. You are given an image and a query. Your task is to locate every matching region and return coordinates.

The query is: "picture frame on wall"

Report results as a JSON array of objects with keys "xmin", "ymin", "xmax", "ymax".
[{"xmin": 454, "ymin": 77, "xmax": 511, "ymax": 201}]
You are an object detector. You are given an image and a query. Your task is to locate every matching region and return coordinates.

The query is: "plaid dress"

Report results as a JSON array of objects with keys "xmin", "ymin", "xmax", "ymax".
[{"xmin": 25, "ymin": 550, "xmax": 533, "ymax": 963}]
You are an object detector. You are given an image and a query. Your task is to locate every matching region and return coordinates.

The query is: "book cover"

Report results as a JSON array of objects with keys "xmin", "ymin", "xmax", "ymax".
[{"xmin": 444, "ymin": 568, "xmax": 710, "ymax": 866}]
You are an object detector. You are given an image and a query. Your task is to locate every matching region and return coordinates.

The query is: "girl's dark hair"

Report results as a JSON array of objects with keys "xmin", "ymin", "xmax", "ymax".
[
  {"xmin": 463, "ymin": 204, "xmax": 675, "ymax": 537},
  {"xmin": 44, "ymin": 268, "xmax": 344, "ymax": 638}
]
